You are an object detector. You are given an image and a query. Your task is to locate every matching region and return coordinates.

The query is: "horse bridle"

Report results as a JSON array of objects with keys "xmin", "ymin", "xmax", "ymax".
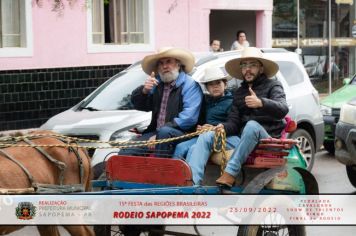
[{"xmin": 0, "ymin": 136, "xmax": 86, "ymax": 192}]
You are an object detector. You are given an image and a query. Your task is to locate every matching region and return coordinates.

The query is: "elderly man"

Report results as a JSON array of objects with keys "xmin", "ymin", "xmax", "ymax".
[
  {"xmin": 120, "ymin": 47, "xmax": 203, "ymax": 157},
  {"xmin": 186, "ymin": 47, "xmax": 289, "ymax": 186}
]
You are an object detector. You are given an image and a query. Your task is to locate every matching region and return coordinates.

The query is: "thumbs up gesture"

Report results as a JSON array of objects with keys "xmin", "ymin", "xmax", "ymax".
[
  {"xmin": 245, "ymin": 87, "xmax": 263, "ymax": 108},
  {"xmin": 143, "ymin": 71, "xmax": 158, "ymax": 94}
]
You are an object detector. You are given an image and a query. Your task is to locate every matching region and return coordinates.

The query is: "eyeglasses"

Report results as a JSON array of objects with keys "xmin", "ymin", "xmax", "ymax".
[{"xmin": 240, "ymin": 62, "xmax": 260, "ymax": 69}]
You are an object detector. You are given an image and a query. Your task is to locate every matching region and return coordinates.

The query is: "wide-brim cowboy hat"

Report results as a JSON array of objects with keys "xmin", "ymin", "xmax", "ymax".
[
  {"xmin": 200, "ymin": 67, "xmax": 232, "ymax": 84},
  {"xmin": 225, "ymin": 47, "xmax": 279, "ymax": 80},
  {"xmin": 141, "ymin": 47, "xmax": 195, "ymax": 75}
]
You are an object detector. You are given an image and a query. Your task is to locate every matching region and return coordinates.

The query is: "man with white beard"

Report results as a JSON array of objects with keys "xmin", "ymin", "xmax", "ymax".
[{"xmin": 120, "ymin": 47, "xmax": 203, "ymax": 157}]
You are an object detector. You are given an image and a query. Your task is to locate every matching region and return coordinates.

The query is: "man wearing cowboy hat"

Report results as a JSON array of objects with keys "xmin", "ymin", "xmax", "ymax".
[
  {"xmin": 186, "ymin": 47, "xmax": 288, "ymax": 186},
  {"xmin": 121, "ymin": 47, "xmax": 203, "ymax": 157}
]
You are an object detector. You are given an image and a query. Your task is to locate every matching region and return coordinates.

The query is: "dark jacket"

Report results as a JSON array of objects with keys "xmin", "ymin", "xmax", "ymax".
[
  {"xmin": 131, "ymin": 72, "xmax": 203, "ymax": 133},
  {"xmin": 204, "ymin": 91, "xmax": 233, "ymax": 125},
  {"xmin": 223, "ymin": 74, "xmax": 289, "ymax": 138}
]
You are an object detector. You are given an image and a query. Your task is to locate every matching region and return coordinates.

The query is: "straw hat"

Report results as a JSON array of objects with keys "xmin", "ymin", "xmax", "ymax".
[
  {"xmin": 141, "ymin": 47, "xmax": 195, "ymax": 75},
  {"xmin": 200, "ymin": 67, "xmax": 231, "ymax": 84},
  {"xmin": 225, "ymin": 47, "xmax": 279, "ymax": 80}
]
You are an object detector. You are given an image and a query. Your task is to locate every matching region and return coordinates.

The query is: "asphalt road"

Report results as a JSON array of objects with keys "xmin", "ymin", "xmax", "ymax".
[{"xmin": 6, "ymin": 150, "xmax": 356, "ymax": 236}]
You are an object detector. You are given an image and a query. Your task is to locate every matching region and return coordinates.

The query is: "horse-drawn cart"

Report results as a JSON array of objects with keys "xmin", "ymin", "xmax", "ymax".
[
  {"xmin": 0, "ymin": 122, "xmax": 319, "ymax": 236},
  {"xmin": 90, "ymin": 124, "xmax": 319, "ymax": 236}
]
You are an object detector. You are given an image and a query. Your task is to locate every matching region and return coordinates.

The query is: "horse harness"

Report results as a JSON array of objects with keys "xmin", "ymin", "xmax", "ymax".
[{"xmin": 0, "ymin": 136, "xmax": 86, "ymax": 194}]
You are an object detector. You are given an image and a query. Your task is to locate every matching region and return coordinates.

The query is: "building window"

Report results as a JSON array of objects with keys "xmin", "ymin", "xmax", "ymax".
[
  {"xmin": 0, "ymin": 0, "xmax": 32, "ymax": 57},
  {"xmin": 91, "ymin": 0, "xmax": 150, "ymax": 45},
  {"xmin": 0, "ymin": 0, "xmax": 26, "ymax": 47}
]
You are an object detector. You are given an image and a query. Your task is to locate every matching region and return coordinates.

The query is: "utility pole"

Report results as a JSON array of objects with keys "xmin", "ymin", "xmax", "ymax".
[
  {"xmin": 328, "ymin": 0, "xmax": 332, "ymax": 94},
  {"xmin": 295, "ymin": 0, "xmax": 302, "ymax": 55}
]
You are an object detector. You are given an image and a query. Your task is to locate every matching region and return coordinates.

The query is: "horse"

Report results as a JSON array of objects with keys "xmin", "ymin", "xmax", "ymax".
[{"xmin": 0, "ymin": 130, "xmax": 94, "ymax": 236}]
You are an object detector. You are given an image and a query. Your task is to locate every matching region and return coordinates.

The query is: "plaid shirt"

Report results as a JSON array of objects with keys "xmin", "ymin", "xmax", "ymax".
[{"xmin": 156, "ymin": 81, "xmax": 176, "ymax": 129}]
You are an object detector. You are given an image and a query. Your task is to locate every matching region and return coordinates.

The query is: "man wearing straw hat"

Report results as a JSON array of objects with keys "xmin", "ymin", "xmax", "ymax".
[
  {"xmin": 187, "ymin": 47, "xmax": 289, "ymax": 186},
  {"xmin": 120, "ymin": 47, "xmax": 203, "ymax": 157}
]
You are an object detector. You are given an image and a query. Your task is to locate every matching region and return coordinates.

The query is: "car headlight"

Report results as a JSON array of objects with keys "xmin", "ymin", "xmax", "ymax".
[
  {"xmin": 109, "ymin": 121, "xmax": 149, "ymax": 145},
  {"xmin": 339, "ymin": 103, "xmax": 356, "ymax": 125},
  {"xmin": 109, "ymin": 130, "xmax": 141, "ymax": 144},
  {"xmin": 320, "ymin": 105, "xmax": 332, "ymax": 116}
]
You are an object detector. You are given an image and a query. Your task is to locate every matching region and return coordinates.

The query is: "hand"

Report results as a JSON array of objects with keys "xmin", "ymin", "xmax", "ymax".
[
  {"xmin": 196, "ymin": 125, "xmax": 202, "ymax": 131},
  {"xmin": 245, "ymin": 87, "xmax": 262, "ymax": 108},
  {"xmin": 197, "ymin": 124, "xmax": 213, "ymax": 131},
  {"xmin": 147, "ymin": 135, "xmax": 156, "ymax": 150},
  {"xmin": 214, "ymin": 123, "xmax": 224, "ymax": 132},
  {"xmin": 142, "ymin": 72, "xmax": 158, "ymax": 94}
]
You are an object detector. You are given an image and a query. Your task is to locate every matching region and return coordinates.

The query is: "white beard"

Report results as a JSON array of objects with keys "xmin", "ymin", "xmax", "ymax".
[{"xmin": 159, "ymin": 69, "xmax": 179, "ymax": 83}]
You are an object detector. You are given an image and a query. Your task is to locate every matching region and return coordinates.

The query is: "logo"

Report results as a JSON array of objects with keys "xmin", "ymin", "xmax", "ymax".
[{"xmin": 15, "ymin": 202, "xmax": 36, "ymax": 220}]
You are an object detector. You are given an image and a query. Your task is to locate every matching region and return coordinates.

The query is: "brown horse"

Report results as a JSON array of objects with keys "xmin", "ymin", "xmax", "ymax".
[{"xmin": 0, "ymin": 131, "xmax": 94, "ymax": 236}]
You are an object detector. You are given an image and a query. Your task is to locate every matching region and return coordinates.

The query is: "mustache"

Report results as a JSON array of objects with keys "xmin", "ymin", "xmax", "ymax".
[
  {"xmin": 160, "ymin": 70, "xmax": 179, "ymax": 83},
  {"xmin": 244, "ymin": 72, "xmax": 255, "ymax": 77}
]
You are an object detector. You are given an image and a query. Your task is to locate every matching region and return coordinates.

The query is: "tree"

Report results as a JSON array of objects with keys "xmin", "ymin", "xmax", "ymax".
[{"xmin": 34, "ymin": 0, "xmax": 109, "ymax": 14}]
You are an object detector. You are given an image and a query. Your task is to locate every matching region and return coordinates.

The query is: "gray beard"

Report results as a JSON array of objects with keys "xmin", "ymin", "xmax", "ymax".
[{"xmin": 159, "ymin": 70, "xmax": 179, "ymax": 83}]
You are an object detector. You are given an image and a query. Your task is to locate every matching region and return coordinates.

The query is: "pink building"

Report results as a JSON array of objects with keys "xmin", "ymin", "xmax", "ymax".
[{"xmin": 0, "ymin": 0, "xmax": 273, "ymax": 131}]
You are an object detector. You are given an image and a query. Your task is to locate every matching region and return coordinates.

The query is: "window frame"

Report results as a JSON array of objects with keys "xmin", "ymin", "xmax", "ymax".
[
  {"xmin": 0, "ymin": 0, "xmax": 33, "ymax": 57},
  {"xmin": 87, "ymin": 0, "xmax": 155, "ymax": 53}
]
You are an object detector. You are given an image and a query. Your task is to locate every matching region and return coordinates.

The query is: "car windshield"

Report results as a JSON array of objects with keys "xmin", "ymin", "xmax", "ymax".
[
  {"xmin": 81, "ymin": 65, "xmax": 147, "ymax": 110},
  {"xmin": 79, "ymin": 53, "xmax": 213, "ymax": 111}
]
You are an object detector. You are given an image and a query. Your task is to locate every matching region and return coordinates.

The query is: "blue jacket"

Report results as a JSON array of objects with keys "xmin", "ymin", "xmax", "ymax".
[
  {"xmin": 131, "ymin": 71, "xmax": 203, "ymax": 132},
  {"xmin": 204, "ymin": 91, "xmax": 233, "ymax": 125}
]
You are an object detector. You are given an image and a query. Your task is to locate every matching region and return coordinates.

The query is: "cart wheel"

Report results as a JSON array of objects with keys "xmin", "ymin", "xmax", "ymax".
[
  {"xmin": 237, "ymin": 225, "xmax": 306, "ymax": 236},
  {"xmin": 93, "ymin": 225, "xmax": 141, "ymax": 236},
  {"xmin": 93, "ymin": 225, "xmax": 165, "ymax": 236},
  {"xmin": 236, "ymin": 196, "xmax": 306, "ymax": 236},
  {"xmin": 93, "ymin": 225, "xmax": 112, "ymax": 236}
]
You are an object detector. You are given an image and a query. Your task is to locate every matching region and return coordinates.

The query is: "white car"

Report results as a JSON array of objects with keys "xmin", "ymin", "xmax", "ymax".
[{"xmin": 41, "ymin": 49, "xmax": 324, "ymax": 176}]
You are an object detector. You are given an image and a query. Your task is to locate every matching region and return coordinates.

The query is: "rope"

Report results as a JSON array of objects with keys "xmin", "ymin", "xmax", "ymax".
[
  {"xmin": 212, "ymin": 128, "xmax": 227, "ymax": 175},
  {"xmin": 23, "ymin": 138, "xmax": 66, "ymax": 185},
  {"xmin": 0, "ymin": 128, "xmax": 215, "ymax": 149}
]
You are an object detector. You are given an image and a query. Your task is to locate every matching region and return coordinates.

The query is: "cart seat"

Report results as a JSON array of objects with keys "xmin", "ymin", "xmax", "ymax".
[
  {"xmin": 105, "ymin": 155, "xmax": 193, "ymax": 186},
  {"xmin": 210, "ymin": 116, "xmax": 297, "ymax": 168}
]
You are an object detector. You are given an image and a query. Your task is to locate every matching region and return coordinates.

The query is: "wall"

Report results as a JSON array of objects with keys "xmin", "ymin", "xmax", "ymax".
[
  {"xmin": 0, "ymin": 0, "xmax": 273, "ymax": 71},
  {"xmin": 0, "ymin": 64, "xmax": 128, "ymax": 131}
]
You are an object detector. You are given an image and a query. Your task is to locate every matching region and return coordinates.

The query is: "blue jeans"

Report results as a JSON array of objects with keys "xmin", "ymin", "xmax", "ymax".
[
  {"xmin": 225, "ymin": 120, "xmax": 270, "ymax": 177},
  {"xmin": 118, "ymin": 126, "xmax": 185, "ymax": 157},
  {"xmin": 186, "ymin": 131, "xmax": 240, "ymax": 185},
  {"xmin": 172, "ymin": 137, "xmax": 198, "ymax": 159}
]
